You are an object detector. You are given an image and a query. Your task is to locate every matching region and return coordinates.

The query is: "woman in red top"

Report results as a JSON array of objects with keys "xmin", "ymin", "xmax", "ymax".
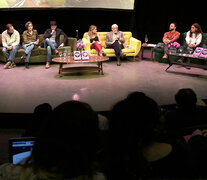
[{"xmin": 162, "ymin": 23, "xmax": 180, "ymax": 58}]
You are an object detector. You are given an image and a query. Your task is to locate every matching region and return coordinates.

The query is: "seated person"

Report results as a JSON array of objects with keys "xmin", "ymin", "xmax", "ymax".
[
  {"xmin": 44, "ymin": 21, "xmax": 68, "ymax": 69},
  {"xmin": 105, "ymin": 24, "xmax": 126, "ymax": 66},
  {"xmin": 21, "ymin": 21, "xmax": 39, "ymax": 69},
  {"xmin": 103, "ymin": 91, "xmax": 196, "ymax": 179},
  {"xmin": 186, "ymin": 23, "xmax": 203, "ymax": 50},
  {"xmin": 2, "ymin": 24, "xmax": 20, "ymax": 69},
  {"xmin": 162, "ymin": 22, "xmax": 180, "ymax": 59},
  {"xmin": 187, "ymin": 129, "xmax": 207, "ymax": 178},
  {"xmin": 87, "ymin": 25, "xmax": 106, "ymax": 57},
  {"xmin": 0, "ymin": 100, "xmax": 106, "ymax": 180},
  {"xmin": 22, "ymin": 103, "xmax": 52, "ymax": 137},
  {"xmin": 165, "ymin": 88, "xmax": 207, "ymax": 138}
]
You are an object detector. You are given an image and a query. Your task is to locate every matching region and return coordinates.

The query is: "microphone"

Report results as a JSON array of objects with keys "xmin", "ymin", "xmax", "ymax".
[{"xmin": 76, "ymin": 29, "xmax": 78, "ymax": 39}]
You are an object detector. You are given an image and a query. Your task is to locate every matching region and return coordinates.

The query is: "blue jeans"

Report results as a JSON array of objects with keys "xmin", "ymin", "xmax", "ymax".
[
  {"xmin": 44, "ymin": 38, "xmax": 58, "ymax": 62},
  {"xmin": 22, "ymin": 44, "xmax": 37, "ymax": 62},
  {"xmin": 2, "ymin": 45, "xmax": 20, "ymax": 62}
]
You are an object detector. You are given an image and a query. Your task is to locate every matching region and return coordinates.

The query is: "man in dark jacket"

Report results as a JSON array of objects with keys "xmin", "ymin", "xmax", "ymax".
[{"xmin": 44, "ymin": 21, "xmax": 68, "ymax": 68}]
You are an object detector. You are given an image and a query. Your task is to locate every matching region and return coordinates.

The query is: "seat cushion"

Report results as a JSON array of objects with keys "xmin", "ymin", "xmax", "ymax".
[
  {"xmin": 102, "ymin": 47, "xmax": 135, "ymax": 54},
  {"xmin": 83, "ymin": 32, "xmax": 132, "ymax": 47}
]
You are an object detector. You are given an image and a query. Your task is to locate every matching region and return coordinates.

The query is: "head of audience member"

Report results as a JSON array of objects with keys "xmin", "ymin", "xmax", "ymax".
[
  {"xmin": 26, "ymin": 100, "xmax": 100, "ymax": 179},
  {"xmin": 25, "ymin": 21, "xmax": 33, "ymax": 31},
  {"xmin": 190, "ymin": 23, "xmax": 203, "ymax": 37},
  {"xmin": 175, "ymin": 88, "xmax": 197, "ymax": 109},
  {"xmin": 169, "ymin": 22, "xmax": 177, "ymax": 32},
  {"xmin": 111, "ymin": 24, "xmax": 118, "ymax": 34},
  {"xmin": 106, "ymin": 92, "xmax": 161, "ymax": 179},
  {"xmin": 6, "ymin": 24, "xmax": 14, "ymax": 34},
  {"xmin": 50, "ymin": 21, "xmax": 57, "ymax": 30},
  {"xmin": 23, "ymin": 103, "xmax": 52, "ymax": 137},
  {"xmin": 88, "ymin": 25, "xmax": 97, "ymax": 37},
  {"xmin": 33, "ymin": 103, "xmax": 52, "ymax": 133}
]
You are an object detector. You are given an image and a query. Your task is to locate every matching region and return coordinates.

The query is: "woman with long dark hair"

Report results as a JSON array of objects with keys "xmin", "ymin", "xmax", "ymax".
[{"xmin": 186, "ymin": 23, "xmax": 203, "ymax": 48}]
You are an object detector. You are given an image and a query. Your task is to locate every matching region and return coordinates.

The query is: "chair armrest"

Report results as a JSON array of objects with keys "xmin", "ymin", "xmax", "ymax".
[
  {"xmin": 129, "ymin": 37, "xmax": 141, "ymax": 56},
  {"xmin": 67, "ymin": 37, "xmax": 77, "ymax": 52},
  {"xmin": 82, "ymin": 38, "xmax": 92, "ymax": 55}
]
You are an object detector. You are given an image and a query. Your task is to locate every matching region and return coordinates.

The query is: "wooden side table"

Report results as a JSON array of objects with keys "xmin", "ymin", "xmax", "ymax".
[{"xmin": 141, "ymin": 43, "xmax": 156, "ymax": 61}]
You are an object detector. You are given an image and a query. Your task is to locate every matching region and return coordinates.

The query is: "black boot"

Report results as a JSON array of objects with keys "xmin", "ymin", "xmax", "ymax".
[
  {"xmin": 25, "ymin": 62, "xmax": 29, "ymax": 69},
  {"xmin": 117, "ymin": 60, "xmax": 121, "ymax": 66}
]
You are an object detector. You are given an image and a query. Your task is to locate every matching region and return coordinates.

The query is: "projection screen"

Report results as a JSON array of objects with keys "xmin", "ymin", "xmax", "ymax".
[{"xmin": 0, "ymin": 0, "xmax": 135, "ymax": 10}]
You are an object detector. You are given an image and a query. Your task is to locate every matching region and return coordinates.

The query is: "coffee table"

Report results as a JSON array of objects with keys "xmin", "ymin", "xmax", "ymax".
[
  {"xmin": 166, "ymin": 52, "xmax": 207, "ymax": 71},
  {"xmin": 52, "ymin": 56, "xmax": 109, "ymax": 77}
]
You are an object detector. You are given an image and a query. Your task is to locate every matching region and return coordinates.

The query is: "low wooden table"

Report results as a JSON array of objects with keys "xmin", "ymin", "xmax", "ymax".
[
  {"xmin": 166, "ymin": 52, "xmax": 207, "ymax": 71},
  {"xmin": 52, "ymin": 56, "xmax": 109, "ymax": 77},
  {"xmin": 141, "ymin": 43, "xmax": 156, "ymax": 61}
]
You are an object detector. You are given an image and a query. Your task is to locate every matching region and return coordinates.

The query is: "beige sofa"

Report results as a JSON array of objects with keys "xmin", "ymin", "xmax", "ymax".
[{"xmin": 0, "ymin": 34, "xmax": 77, "ymax": 63}]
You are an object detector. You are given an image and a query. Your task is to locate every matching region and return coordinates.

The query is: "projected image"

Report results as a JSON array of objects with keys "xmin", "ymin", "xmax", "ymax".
[{"xmin": 0, "ymin": 0, "xmax": 134, "ymax": 10}]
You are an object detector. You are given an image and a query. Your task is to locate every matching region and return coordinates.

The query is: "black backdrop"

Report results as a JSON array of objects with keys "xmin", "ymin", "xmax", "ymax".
[{"xmin": 0, "ymin": 0, "xmax": 206, "ymax": 44}]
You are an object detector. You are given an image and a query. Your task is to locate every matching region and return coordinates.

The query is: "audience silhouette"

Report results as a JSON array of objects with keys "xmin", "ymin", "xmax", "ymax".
[
  {"xmin": 165, "ymin": 88, "xmax": 207, "ymax": 138},
  {"xmin": 22, "ymin": 103, "xmax": 52, "ymax": 137},
  {"xmin": 0, "ymin": 89, "xmax": 207, "ymax": 179},
  {"xmin": 102, "ymin": 91, "xmax": 196, "ymax": 179},
  {"xmin": 0, "ymin": 100, "xmax": 105, "ymax": 180}
]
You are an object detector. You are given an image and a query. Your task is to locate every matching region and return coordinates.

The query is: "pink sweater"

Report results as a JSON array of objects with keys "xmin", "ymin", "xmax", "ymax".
[{"xmin": 163, "ymin": 31, "xmax": 180, "ymax": 43}]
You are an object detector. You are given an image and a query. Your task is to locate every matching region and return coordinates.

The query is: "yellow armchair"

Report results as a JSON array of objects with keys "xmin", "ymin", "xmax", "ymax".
[{"xmin": 82, "ymin": 32, "xmax": 141, "ymax": 61}]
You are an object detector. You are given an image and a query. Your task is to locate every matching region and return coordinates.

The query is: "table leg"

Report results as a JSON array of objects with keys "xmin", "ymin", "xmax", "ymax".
[
  {"xmin": 100, "ymin": 62, "xmax": 104, "ymax": 75},
  {"xmin": 59, "ymin": 63, "xmax": 63, "ymax": 77},
  {"xmin": 151, "ymin": 47, "xmax": 154, "ymax": 61},
  {"xmin": 97, "ymin": 62, "xmax": 103, "ymax": 75},
  {"xmin": 98, "ymin": 62, "xmax": 101, "ymax": 73},
  {"xmin": 165, "ymin": 64, "xmax": 172, "ymax": 71},
  {"xmin": 141, "ymin": 47, "xmax": 144, "ymax": 59}
]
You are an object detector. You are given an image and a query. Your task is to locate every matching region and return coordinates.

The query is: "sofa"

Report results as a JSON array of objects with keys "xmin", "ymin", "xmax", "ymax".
[
  {"xmin": 0, "ymin": 34, "xmax": 77, "ymax": 64},
  {"xmin": 153, "ymin": 32, "xmax": 207, "ymax": 63},
  {"xmin": 82, "ymin": 32, "xmax": 141, "ymax": 61}
]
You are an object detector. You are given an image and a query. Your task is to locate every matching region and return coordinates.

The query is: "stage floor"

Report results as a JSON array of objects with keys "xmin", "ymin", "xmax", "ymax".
[{"xmin": 0, "ymin": 58, "xmax": 207, "ymax": 113}]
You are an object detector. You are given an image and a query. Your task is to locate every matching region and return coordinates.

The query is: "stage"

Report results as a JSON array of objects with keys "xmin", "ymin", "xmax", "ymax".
[{"xmin": 0, "ymin": 56, "xmax": 207, "ymax": 113}]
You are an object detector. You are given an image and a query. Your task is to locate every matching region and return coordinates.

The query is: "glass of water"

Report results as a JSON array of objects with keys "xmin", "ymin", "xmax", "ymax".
[
  {"xmin": 95, "ymin": 51, "xmax": 98, "ymax": 59},
  {"xmin": 63, "ymin": 51, "xmax": 67, "ymax": 62},
  {"xmin": 189, "ymin": 48, "xmax": 193, "ymax": 54},
  {"xmin": 59, "ymin": 51, "xmax": 62, "ymax": 59},
  {"xmin": 187, "ymin": 46, "xmax": 193, "ymax": 54},
  {"xmin": 178, "ymin": 46, "xmax": 183, "ymax": 53},
  {"xmin": 91, "ymin": 49, "xmax": 93, "ymax": 59}
]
